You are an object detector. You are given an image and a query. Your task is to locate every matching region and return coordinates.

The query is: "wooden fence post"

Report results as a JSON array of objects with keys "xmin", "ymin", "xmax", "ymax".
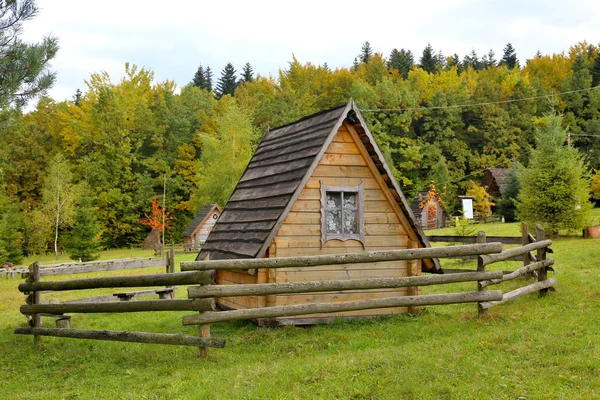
[
  {"xmin": 476, "ymin": 231, "xmax": 486, "ymax": 315},
  {"xmin": 521, "ymin": 223, "xmax": 530, "ymax": 267},
  {"xmin": 536, "ymin": 224, "xmax": 548, "ymax": 297},
  {"xmin": 28, "ymin": 261, "xmax": 42, "ymax": 346},
  {"xmin": 407, "ymin": 239, "xmax": 420, "ymax": 314}
]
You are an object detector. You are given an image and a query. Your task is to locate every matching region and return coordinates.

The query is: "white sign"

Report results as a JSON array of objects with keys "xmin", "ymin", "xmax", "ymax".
[{"xmin": 461, "ymin": 198, "xmax": 474, "ymax": 219}]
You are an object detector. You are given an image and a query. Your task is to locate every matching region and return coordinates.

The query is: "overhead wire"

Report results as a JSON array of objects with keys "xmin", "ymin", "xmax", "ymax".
[{"xmin": 358, "ymin": 85, "xmax": 600, "ymax": 113}]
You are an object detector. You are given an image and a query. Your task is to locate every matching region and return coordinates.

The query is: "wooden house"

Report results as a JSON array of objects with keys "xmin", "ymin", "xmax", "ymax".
[
  {"xmin": 481, "ymin": 168, "xmax": 513, "ymax": 199},
  {"xmin": 198, "ymin": 100, "xmax": 440, "ymax": 325},
  {"xmin": 410, "ymin": 192, "xmax": 447, "ymax": 229},
  {"xmin": 183, "ymin": 204, "xmax": 222, "ymax": 251}
]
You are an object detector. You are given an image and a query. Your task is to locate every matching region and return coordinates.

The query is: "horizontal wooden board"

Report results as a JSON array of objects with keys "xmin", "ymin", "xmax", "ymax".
[
  {"xmin": 288, "ymin": 200, "xmax": 396, "ymax": 214},
  {"xmin": 297, "ymin": 188, "xmax": 386, "ymax": 201},
  {"xmin": 282, "ymin": 212, "xmax": 321, "ymax": 225},
  {"xmin": 274, "ymin": 235, "xmax": 408, "ymax": 249},
  {"xmin": 330, "ymin": 129, "xmax": 353, "ymax": 143},
  {"xmin": 289, "ymin": 200, "xmax": 321, "ymax": 212},
  {"xmin": 217, "ymin": 296, "xmax": 257, "ymax": 310},
  {"xmin": 274, "ymin": 306, "xmax": 409, "ymax": 320},
  {"xmin": 274, "ymin": 260, "xmax": 408, "ymax": 273},
  {"xmin": 325, "ymin": 142, "xmax": 361, "ymax": 155},
  {"xmin": 217, "ymin": 271, "xmax": 257, "ymax": 285},
  {"xmin": 274, "ymin": 288, "xmax": 409, "ymax": 306},
  {"xmin": 320, "ymin": 154, "xmax": 366, "ymax": 166},
  {"xmin": 312, "ymin": 165, "xmax": 372, "ymax": 178},
  {"xmin": 275, "ymin": 267, "xmax": 409, "ymax": 283},
  {"xmin": 304, "ymin": 177, "xmax": 380, "ymax": 190},
  {"xmin": 275, "ymin": 246, "xmax": 409, "ymax": 257}
]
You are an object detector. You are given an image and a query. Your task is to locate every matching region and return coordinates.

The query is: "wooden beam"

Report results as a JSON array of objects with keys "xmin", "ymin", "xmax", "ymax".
[
  {"xmin": 479, "ymin": 240, "xmax": 551, "ymax": 266},
  {"xmin": 19, "ymin": 270, "xmax": 215, "ymax": 293},
  {"xmin": 182, "ymin": 290, "xmax": 503, "ymax": 325},
  {"xmin": 479, "ymin": 259, "xmax": 554, "ymax": 288},
  {"xmin": 479, "ymin": 278, "xmax": 557, "ymax": 310},
  {"xmin": 188, "ymin": 271, "xmax": 503, "ymax": 299},
  {"xmin": 182, "ymin": 242, "xmax": 502, "ymax": 272},
  {"xmin": 14, "ymin": 327, "xmax": 226, "ymax": 348},
  {"xmin": 21, "ymin": 299, "xmax": 216, "ymax": 314},
  {"xmin": 23, "ymin": 259, "xmax": 168, "ymax": 277},
  {"xmin": 427, "ymin": 236, "xmax": 522, "ymax": 244}
]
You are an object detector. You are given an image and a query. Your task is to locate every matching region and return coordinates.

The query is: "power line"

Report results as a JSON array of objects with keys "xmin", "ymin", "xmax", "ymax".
[{"xmin": 359, "ymin": 85, "xmax": 600, "ymax": 113}]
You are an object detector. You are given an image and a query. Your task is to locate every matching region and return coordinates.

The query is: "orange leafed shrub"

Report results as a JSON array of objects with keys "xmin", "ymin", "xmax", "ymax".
[{"xmin": 138, "ymin": 195, "xmax": 175, "ymax": 232}]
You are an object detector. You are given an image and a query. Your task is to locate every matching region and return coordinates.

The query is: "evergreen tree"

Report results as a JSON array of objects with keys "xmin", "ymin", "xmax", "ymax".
[
  {"xmin": 204, "ymin": 66, "xmax": 213, "ymax": 91},
  {"xmin": 535, "ymin": 50, "xmax": 543, "ymax": 59},
  {"xmin": 72, "ymin": 89, "xmax": 82, "ymax": 106},
  {"xmin": 463, "ymin": 50, "xmax": 482, "ymax": 70},
  {"xmin": 241, "ymin": 62, "xmax": 254, "ymax": 83},
  {"xmin": 516, "ymin": 114, "xmax": 592, "ymax": 235},
  {"xmin": 496, "ymin": 170, "xmax": 520, "ymax": 222},
  {"xmin": 216, "ymin": 62, "xmax": 237, "ymax": 99},
  {"xmin": 359, "ymin": 41, "xmax": 373, "ymax": 64},
  {"xmin": 0, "ymin": 0, "xmax": 58, "ymax": 110},
  {"xmin": 501, "ymin": 43, "xmax": 518, "ymax": 69},
  {"xmin": 419, "ymin": 43, "xmax": 438, "ymax": 73},
  {"xmin": 0, "ymin": 205, "xmax": 23, "ymax": 265},
  {"xmin": 64, "ymin": 195, "xmax": 101, "ymax": 261},
  {"xmin": 591, "ymin": 52, "xmax": 600, "ymax": 87},
  {"xmin": 482, "ymin": 49, "xmax": 496, "ymax": 68},
  {"xmin": 446, "ymin": 53, "xmax": 462, "ymax": 73},
  {"xmin": 322, "ymin": 62, "xmax": 330, "ymax": 72},
  {"xmin": 192, "ymin": 64, "xmax": 207, "ymax": 88},
  {"xmin": 388, "ymin": 48, "xmax": 414, "ymax": 79}
]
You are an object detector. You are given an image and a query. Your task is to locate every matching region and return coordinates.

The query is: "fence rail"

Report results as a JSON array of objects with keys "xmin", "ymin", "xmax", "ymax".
[{"xmin": 14, "ymin": 224, "xmax": 556, "ymax": 357}]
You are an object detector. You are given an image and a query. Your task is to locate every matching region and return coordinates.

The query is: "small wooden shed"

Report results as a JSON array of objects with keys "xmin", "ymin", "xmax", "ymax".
[
  {"xmin": 183, "ymin": 204, "xmax": 222, "ymax": 251},
  {"xmin": 481, "ymin": 168, "xmax": 513, "ymax": 199},
  {"xmin": 410, "ymin": 192, "xmax": 447, "ymax": 229},
  {"xmin": 198, "ymin": 100, "xmax": 439, "ymax": 325}
]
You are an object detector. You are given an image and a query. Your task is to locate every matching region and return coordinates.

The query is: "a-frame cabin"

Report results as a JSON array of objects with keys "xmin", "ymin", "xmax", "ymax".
[{"xmin": 198, "ymin": 99, "xmax": 440, "ymax": 325}]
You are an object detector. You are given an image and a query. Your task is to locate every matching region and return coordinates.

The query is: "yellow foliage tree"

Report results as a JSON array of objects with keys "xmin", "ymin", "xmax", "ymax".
[{"xmin": 466, "ymin": 182, "xmax": 495, "ymax": 218}]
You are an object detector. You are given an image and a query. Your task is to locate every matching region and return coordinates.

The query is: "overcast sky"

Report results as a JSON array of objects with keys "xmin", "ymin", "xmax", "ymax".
[{"xmin": 22, "ymin": 0, "xmax": 600, "ymax": 104}]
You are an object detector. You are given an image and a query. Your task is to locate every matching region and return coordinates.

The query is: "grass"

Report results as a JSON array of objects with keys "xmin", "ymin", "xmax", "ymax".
[{"xmin": 1, "ymin": 217, "xmax": 600, "ymax": 399}]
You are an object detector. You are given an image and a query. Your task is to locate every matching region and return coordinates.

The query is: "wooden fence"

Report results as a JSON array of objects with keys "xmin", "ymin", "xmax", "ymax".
[
  {"xmin": 16, "ymin": 249, "xmax": 177, "ymax": 330},
  {"xmin": 15, "ymin": 232, "xmax": 556, "ymax": 357}
]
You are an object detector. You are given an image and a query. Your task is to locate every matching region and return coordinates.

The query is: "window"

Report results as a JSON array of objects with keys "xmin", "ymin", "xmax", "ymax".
[{"xmin": 320, "ymin": 182, "xmax": 364, "ymax": 246}]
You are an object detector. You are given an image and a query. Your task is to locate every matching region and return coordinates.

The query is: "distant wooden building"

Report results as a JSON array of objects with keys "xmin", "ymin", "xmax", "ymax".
[
  {"xmin": 481, "ymin": 168, "xmax": 513, "ymax": 199},
  {"xmin": 183, "ymin": 204, "xmax": 221, "ymax": 251},
  {"xmin": 410, "ymin": 192, "xmax": 447, "ymax": 229},
  {"xmin": 198, "ymin": 100, "xmax": 440, "ymax": 325}
]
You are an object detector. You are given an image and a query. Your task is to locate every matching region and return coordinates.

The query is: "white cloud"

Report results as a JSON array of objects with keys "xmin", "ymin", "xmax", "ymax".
[{"xmin": 17, "ymin": 0, "xmax": 600, "ymax": 104}]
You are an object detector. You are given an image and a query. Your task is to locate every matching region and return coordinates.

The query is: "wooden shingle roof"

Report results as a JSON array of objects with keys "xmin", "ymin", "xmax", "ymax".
[
  {"xmin": 198, "ymin": 100, "xmax": 439, "ymax": 271},
  {"xmin": 182, "ymin": 204, "xmax": 220, "ymax": 237}
]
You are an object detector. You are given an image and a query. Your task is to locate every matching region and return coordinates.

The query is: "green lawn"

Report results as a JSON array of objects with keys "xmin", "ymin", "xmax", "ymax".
[{"xmin": 1, "ymin": 218, "xmax": 599, "ymax": 399}]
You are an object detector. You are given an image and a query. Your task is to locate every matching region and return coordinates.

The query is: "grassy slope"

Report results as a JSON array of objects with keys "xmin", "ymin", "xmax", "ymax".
[{"xmin": 1, "ymin": 214, "xmax": 599, "ymax": 399}]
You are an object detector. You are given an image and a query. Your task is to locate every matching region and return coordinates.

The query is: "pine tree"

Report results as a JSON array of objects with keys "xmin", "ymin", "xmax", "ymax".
[
  {"xmin": 388, "ymin": 48, "xmax": 414, "ymax": 79},
  {"xmin": 216, "ymin": 63, "xmax": 237, "ymax": 99},
  {"xmin": 193, "ymin": 64, "xmax": 207, "ymax": 88},
  {"xmin": 463, "ymin": 50, "xmax": 482, "ymax": 70},
  {"xmin": 359, "ymin": 41, "xmax": 373, "ymax": 64},
  {"xmin": 420, "ymin": 43, "xmax": 438, "ymax": 73},
  {"xmin": 205, "ymin": 66, "xmax": 213, "ymax": 91},
  {"xmin": 591, "ymin": 52, "xmax": 600, "ymax": 87},
  {"xmin": 446, "ymin": 53, "xmax": 462, "ymax": 73},
  {"xmin": 352, "ymin": 57, "xmax": 359, "ymax": 70},
  {"xmin": 496, "ymin": 170, "xmax": 520, "ymax": 222},
  {"xmin": 516, "ymin": 114, "xmax": 592, "ymax": 235},
  {"xmin": 501, "ymin": 43, "xmax": 518, "ymax": 69},
  {"xmin": 0, "ymin": 205, "xmax": 23, "ymax": 265},
  {"xmin": 0, "ymin": 0, "xmax": 59, "ymax": 110},
  {"xmin": 482, "ymin": 49, "xmax": 496, "ymax": 68},
  {"xmin": 64, "ymin": 196, "xmax": 101, "ymax": 262},
  {"xmin": 241, "ymin": 62, "xmax": 254, "ymax": 83},
  {"xmin": 72, "ymin": 89, "xmax": 82, "ymax": 106}
]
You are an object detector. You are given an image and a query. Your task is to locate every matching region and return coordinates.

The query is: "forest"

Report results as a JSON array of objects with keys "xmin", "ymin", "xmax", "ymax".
[{"xmin": 1, "ymin": 40, "xmax": 600, "ymax": 258}]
